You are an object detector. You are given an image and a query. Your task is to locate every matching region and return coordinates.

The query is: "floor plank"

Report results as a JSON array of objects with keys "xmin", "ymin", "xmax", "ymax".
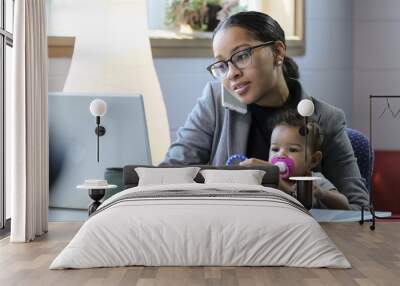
[{"xmin": 0, "ymin": 222, "xmax": 399, "ymax": 286}]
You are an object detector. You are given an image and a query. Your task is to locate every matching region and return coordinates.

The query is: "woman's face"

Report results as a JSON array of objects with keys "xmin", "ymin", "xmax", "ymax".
[{"xmin": 212, "ymin": 26, "xmax": 279, "ymax": 105}]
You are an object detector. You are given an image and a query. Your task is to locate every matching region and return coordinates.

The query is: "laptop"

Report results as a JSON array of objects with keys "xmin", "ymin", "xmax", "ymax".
[{"xmin": 49, "ymin": 92, "xmax": 151, "ymax": 209}]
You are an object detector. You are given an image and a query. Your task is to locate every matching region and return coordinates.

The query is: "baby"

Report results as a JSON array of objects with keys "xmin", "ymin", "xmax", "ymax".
[{"xmin": 269, "ymin": 110, "xmax": 350, "ymax": 210}]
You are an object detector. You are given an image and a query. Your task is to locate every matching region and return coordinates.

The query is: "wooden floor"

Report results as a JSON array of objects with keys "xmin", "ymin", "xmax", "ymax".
[{"xmin": 0, "ymin": 222, "xmax": 399, "ymax": 286}]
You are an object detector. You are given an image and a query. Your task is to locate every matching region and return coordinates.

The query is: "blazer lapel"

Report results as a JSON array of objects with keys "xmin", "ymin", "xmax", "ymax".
[{"xmin": 227, "ymin": 109, "xmax": 252, "ymax": 157}]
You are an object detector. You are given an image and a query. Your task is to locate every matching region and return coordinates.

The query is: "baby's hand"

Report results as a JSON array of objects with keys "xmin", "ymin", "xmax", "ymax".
[
  {"xmin": 312, "ymin": 185, "xmax": 325, "ymax": 203},
  {"xmin": 278, "ymin": 178, "xmax": 296, "ymax": 196}
]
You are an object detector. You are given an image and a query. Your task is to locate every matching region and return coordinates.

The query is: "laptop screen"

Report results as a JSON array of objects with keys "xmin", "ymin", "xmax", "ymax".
[{"xmin": 49, "ymin": 92, "xmax": 151, "ymax": 209}]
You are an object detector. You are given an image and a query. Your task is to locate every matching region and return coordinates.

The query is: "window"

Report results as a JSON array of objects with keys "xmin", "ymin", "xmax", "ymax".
[
  {"xmin": 147, "ymin": 0, "xmax": 304, "ymax": 58},
  {"xmin": 0, "ymin": 0, "xmax": 14, "ymax": 232}
]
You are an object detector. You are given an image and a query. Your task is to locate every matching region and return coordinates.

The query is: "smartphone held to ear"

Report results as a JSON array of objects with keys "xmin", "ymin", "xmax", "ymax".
[{"xmin": 221, "ymin": 84, "xmax": 247, "ymax": 114}]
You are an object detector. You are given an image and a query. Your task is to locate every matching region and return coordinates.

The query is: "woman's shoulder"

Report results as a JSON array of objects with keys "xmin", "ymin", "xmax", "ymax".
[
  {"xmin": 309, "ymin": 97, "xmax": 348, "ymax": 138},
  {"xmin": 292, "ymin": 78, "xmax": 345, "ymax": 120},
  {"xmin": 312, "ymin": 97, "xmax": 343, "ymax": 113},
  {"xmin": 311, "ymin": 97, "xmax": 346, "ymax": 121}
]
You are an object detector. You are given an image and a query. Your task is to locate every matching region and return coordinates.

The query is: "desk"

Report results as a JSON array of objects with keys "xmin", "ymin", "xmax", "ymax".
[
  {"xmin": 48, "ymin": 208, "xmax": 393, "ymax": 223},
  {"xmin": 311, "ymin": 209, "xmax": 392, "ymax": 222}
]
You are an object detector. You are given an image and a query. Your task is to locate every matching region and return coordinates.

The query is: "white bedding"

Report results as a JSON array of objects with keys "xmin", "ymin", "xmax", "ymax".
[{"xmin": 50, "ymin": 183, "xmax": 351, "ymax": 269}]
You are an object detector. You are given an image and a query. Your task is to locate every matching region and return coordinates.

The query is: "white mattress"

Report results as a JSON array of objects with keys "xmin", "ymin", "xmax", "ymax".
[{"xmin": 50, "ymin": 183, "xmax": 351, "ymax": 269}]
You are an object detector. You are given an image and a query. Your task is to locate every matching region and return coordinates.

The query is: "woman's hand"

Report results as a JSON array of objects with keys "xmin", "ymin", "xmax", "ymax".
[{"xmin": 239, "ymin": 158, "xmax": 274, "ymax": 167}]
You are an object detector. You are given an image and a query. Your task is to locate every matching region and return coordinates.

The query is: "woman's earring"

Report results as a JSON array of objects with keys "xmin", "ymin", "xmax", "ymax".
[{"xmin": 276, "ymin": 59, "xmax": 283, "ymax": 66}]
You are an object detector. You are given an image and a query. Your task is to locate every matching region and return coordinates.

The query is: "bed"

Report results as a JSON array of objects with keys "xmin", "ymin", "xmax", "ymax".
[{"xmin": 50, "ymin": 165, "xmax": 350, "ymax": 269}]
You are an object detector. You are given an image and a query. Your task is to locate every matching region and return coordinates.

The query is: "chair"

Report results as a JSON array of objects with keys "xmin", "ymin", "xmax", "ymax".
[{"xmin": 346, "ymin": 128, "xmax": 373, "ymax": 192}]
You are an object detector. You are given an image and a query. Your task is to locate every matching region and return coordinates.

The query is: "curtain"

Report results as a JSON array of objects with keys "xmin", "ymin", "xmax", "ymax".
[{"xmin": 9, "ymin": 0, "xmax": 49, "ymax": 242}]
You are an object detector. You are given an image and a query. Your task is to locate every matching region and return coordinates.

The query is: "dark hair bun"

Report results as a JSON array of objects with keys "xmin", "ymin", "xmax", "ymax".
[{"xmin": 283, "ymin": 56, "xmax": 299, "ymax": 79}]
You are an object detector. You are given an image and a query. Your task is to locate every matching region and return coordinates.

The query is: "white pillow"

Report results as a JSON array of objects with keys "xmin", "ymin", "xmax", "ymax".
[
  {"xmin": 200, "ymin": 169, "xmax": 266, "ymax": 185},
  {"xmin": 135, "ymin": 167, "xmax": 201, "ymax": 186}
]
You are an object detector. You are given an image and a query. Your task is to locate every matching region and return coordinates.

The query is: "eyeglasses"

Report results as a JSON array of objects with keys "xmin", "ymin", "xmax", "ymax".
[{"xmin": 207, "ymin": 41, "xmax": 275, "ymax": 80}]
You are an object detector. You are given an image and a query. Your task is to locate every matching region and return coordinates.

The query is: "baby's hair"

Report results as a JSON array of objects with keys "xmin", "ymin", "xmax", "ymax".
[{"xmin": 271, "ymin": 109, "xmax": 324, "ymax": 153}]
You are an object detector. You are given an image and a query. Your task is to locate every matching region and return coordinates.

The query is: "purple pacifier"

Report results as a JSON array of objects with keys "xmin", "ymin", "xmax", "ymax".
[{"xmin": 270, "ymin": 156, "xmax": 295, "ymax": 179}]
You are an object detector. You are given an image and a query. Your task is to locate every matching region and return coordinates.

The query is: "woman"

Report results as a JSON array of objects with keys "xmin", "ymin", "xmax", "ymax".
[{"xmin": 161, "ymin": 11, "xmax": 368, "ymax": 210}]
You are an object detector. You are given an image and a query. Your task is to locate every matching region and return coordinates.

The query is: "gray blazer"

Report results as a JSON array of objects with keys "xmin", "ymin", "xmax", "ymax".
[{"xmin": 161, "ymin": 81, "xmax": 369, "ymax": 210}]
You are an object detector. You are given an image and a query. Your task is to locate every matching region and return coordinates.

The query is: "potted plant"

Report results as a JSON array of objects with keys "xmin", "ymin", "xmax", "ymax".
[{"xmin": 165, "ymin": 0, "xmax": 246, "ymax": 32}]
